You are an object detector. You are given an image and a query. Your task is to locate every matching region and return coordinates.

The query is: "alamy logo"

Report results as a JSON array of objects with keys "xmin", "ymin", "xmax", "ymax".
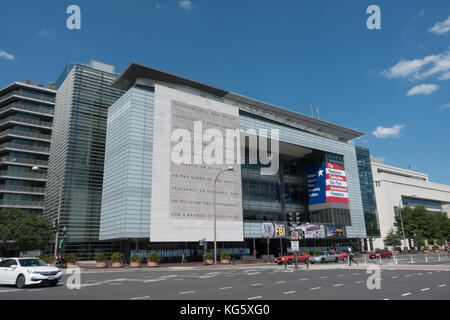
[
  {"xmin": 366, "ymin": 264, "xmax": 381, "ymax": 290},
  {"xmin": 66, "ymin": 5, "xmax": 81, "ymax": 30},
  {"xmin": 171, "ymin": 121, "xmax": 279, "ymax": 176},
  {"xmin": 65, "ymin": 265, "xmax": 81, "ymax": 290},
  {"xmin": 366, "ymin": 5, "xmax": 381, "ymax": 30}
]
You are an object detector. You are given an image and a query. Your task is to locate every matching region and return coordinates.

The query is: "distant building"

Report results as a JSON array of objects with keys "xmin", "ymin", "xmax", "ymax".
[
  {"xmin": 371, "ymin": 158, "xmax": 450, "ymax": 249},
  {"xmin": 43, "ymin": 61, "xmax": 123, "ymax": 258},
  {"xmin": 0, "ymin": 81, "xmax": 55, "ymax": 213}
]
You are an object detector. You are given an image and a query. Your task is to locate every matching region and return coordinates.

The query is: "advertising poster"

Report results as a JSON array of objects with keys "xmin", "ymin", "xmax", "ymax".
[
  {"xmin": 261, "ymin": 222, "xmax": 286, "ymax": 239},
  {"xmin": 325, "ymin": 225, "xmax": 346, "ymax": 239}
]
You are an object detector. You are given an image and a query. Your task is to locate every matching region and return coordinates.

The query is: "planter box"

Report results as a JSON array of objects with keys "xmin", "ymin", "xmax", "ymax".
[
  {"xmin": 130, "ymin": 261, "xmax": 141, "ymax": 268},
  {"xmin": 424, "ymin": 250, "xmax": 430, "ymax": 254},
  {"xmin": 221, "ymin": 258, "xmax": 230, "ymax": 264},
  {"xmin": 96, "ymin": 261, "xmax": 107, "ymax": 268},
  {"xmin": 205, "ymin": 259, "xmax": 214, "ymax": 265},
  {"xmin": 147, "ymin": 261, "xmax": 159, "ymax": 268},
  {"xmin": 111, "ymin": 261, "xmax": 123, "ymax": 268},
  {"xmin": 66, "ymin": 263, "xmax": 76, "ymax": 268}
]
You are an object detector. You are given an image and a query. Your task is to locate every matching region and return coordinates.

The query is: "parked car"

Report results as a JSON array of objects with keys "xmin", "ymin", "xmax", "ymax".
[
  {"xmin": 0, "ymin": 258, "xmax": 62, "ymax": 288},
  {"xmin": 0, "ymin": 258, "xmax": 6, "ymax": 262},
  {"xmin": 331, "ymin": 250, "xmax": 348, "ymax": 262},
  {"xmin": 310, "ymin": 251, "xmax": 340, "ymax": 264},
  {"xmin": 369, "ymin": 249, "xmax": 392, "ymax": 259},
  {"xmin": 274, "ymin": 251, "xmax": 311, "ymax": 265}
]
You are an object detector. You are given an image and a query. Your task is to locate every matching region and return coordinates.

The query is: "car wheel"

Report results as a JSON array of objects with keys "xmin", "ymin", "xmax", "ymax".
[
  {"xmin": 343, "ymin": 257, "xmax": 347, "ymax": 262},
  {"xmin": 335, "ymin": 258, "xmax": 338, "ymax": 263},
  {"xmin": 16, "ymin": 274, "xmax": 26, "ymax": 289},
  {"xmin": 321, "ymin": 258, "xmax": 325, "ymax": 264}
]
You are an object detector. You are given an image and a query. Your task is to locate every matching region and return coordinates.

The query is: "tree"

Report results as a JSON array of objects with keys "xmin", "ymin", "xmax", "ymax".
[
  {"xmin": 0, "ymin": 208, "xmax": 53, "ymax": 253},
  {"xmin": 384, "ymin": 229, "xmax": 402, "ymax": 247}
]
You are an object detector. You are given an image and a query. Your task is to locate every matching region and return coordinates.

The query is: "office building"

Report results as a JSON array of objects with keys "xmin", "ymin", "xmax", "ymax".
[
  {"xmin": 0, "ymin": 81, "xmax": 55, "ymax": 213},
  {"xmin": 43, "ymin": 61, "xmax": 123, "ymax": 258},
  {"xmin": 371, "ymin": 158, "xmax": 450, "ymax": 249},
  {"xmin": 99, "ymin": 63, "xmax": 376, "ymax": 260}
]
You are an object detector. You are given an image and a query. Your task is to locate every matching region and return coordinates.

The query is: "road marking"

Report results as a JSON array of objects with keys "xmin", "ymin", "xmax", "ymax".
[
  {"xmin": 310, "ymin": 287, "xmax": 322, "ymax": 290},
  {"xmin": 392, "ymin": 276, "xmax": 398, "ymax": 279},
  {"xmin": 320, "ymin": 276, "xmax": 328, "ymax": 279},
  {"xmin": 404, "ymin": 275, "xmax": 411, "ymax": 277},
  {"xmin": 352, "ymin": 273, "xmax": 359, "ymax": 275},
  {"xmin": 383, "ymin": 298, "xmax": 389, "ymax": 300},
  {"xmin": 338, "ymin": 274, "xmax": 345, "ymax": 277},
  {"xmin": 109, "ymin": 283, "xmax": 122, "ymax": 286},
  {"xmin": 27, "ymin": 289, "xmax": 45, "ymax": 292},
  {"xmin": 0, "ymin": 289, "xmax": 21, "ymax": 293},
  {"xmin": 438, "ymin": 284, "xmax": 447, "ymax": 287},
  {"xmin": 219, "ymin": 287, "xmax": 233, "ymax": 290},
  {"xmin": 300, "ymin": 278, "xmax": 309, "ymax": 281},
  {"xmin": 250, "ymin": 283, "xmax": 262, "ymax": 287},
  {"xmin": 283, "ymin": 291, "xmax": 296, "ymax": 295},
  {"xmin": 247, "ymin": 296, "xmax": 263, "ymax": 300},
  {"xmin": 275, "ymin": 281, "xmax": 286, "ymax": 284},
  {"xmin": 130, "ymin": 296, "xmax": 150, "ymax": 300},
  {"xmin": 179, "ymin": 291, "xmax": 196, "ymax": 295},
  {"xmin": 401, "ymin": 293, "xmax": 411, "ymax": 296},
  {"xmin": 355, "ymin": 281, "xmax": 364, "ymax": 284},
  {"xmin": 333, "ymin": 283, "xmax": 343, "ymax": 287},
  {"xmin": 421, "ymin": 288, "xmax": 430, "ymax": 291}
]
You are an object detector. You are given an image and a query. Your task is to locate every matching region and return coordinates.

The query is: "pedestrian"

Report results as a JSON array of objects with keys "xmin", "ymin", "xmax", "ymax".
[{"xmin": 347, "ymin": 246, "xmax": 359, "ymax": 266}]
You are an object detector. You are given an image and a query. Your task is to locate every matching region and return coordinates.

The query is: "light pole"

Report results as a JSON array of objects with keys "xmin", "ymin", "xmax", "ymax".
[
  {"xmin": 213, "ymin": 166, "xmax": 234, "ymax": 265},
  {"xmin": 32, "ymin": 166, "xmax": 62, "ymax": 259}
]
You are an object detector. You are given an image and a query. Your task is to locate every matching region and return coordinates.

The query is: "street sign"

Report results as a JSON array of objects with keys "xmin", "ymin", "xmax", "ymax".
[{"xmin": 291, "ymin": 241, "xmax": 299, "ymax": 251}]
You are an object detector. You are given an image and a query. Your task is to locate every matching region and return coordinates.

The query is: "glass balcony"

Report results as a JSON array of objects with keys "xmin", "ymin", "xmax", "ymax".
[
  {"xmin": 0, "ymin": 129, "xmax": 51, "ymax": 141},
  {"xmin": 0, "ymin": 199, "xmax": 44, "ymax": 209},
  {"xmin": 0, "ymin": 116, "xmax": 53, "ymax": 129},
  {"xmin": 0, "ymin": 170, "xmax": 47, "ymax": 180},
  {"xmin": 0, "ymin": 185, "xmax": 46, "ymax": 194},
  {"xmin": 0, "ymin": 102, "xmax": 54, "ymax": 117},
  {"xmin": 0, "ymin": 156, "xmax": 48, "ymax": 167},
  {"xmin": 0, "ymin": 143, "xmax": 50, "ymax": 154}
]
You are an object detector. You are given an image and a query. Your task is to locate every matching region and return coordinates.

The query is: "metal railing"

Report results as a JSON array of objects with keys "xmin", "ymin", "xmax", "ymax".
[
  {"xmin": 0, "ymin": 102, "xmax": 54, "ymax": 117},
  {"xmin": 0, "ymin": 170, "xmax": 47, "ymax": 180},
  {"xmin": 0, "ymin": 199, "xmax": 44, "ymax": 208},
  {"xmin": 0, "ymin": 142, "xmax": 50, "ymax": 154},
  {"xmin": 0, "ymin": 185, "xmax": 46, "ymax": 194},
  {"xmin": 0, "ymin": 90, "xmax": 55, "ymax": 104},
  {"xmin": 0, "ymin": 156, "xmax": 48, "ymax": 167},
  {"xmin": 0, "ymin": 116, "xmax": 53, "ymax": 128},
  {"xmin": 0, "ymin": 129, "xmax": 51, "ymax": 141}
]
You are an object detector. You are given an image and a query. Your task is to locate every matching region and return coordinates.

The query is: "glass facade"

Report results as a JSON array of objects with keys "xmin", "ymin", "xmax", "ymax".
[
  {"xmin": 355, "ymin": 146, "xmax": 380, "ymax": 238},
  {"xmin": 44, "ymin": 64, "xmax": 123, "ymax": 258},
  {"xmin": 0, "ymin": 83, "xmax": 55, "ymax": 212}
]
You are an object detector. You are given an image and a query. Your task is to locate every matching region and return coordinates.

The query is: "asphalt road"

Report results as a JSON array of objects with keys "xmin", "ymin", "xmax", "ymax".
[{"xmin": 0, "ymin": 262, "xmax": 449, "ymax": 300}]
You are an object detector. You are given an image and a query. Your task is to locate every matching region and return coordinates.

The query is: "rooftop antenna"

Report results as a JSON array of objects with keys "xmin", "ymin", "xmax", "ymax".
[{"xmin": 310, "ymin": 104, "xmax": 314, "ymax": 117}]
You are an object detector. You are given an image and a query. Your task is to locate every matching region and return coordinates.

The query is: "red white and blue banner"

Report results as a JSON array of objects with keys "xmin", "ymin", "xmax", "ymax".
[{"xmin": 307, "ymin": 162, "xmax": 349, "ymax": 205}]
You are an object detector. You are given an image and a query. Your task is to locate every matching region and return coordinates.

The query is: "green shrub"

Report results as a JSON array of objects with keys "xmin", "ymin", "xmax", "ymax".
[
  {"xmin": 312, "ymin": 249, "xmax": 322, "ymax": 256},
  {"xmin": 147, "ymin": 251, "xmax": 160, "ymax": 262},
  {"xmin": 95, "ymin": 252, "xmax": 107, "ymax": 262},
  {"xmin": 130, "ymin": 253, "xmax": 142, "ymax": 263},
  {"xmin": 111, "ymin": 252, "xmax": 124, "ymax": 262},
  {"xmin": 220, "ymin": 251, "xmax": 231, "ymax": 259},
  {"xmin": 39, "ymin": 254, "xmax": 54, "ymax": 263},
  {"xmin": 65, "ymin": 253, "xmax": 76, "ymax": 263},
  {"xmin": 203, "ymin": 252, "xmax": 214, "ymax": 260}
]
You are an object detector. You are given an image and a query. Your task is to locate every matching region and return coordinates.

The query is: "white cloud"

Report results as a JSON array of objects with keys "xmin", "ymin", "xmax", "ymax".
[
  {"xmin": 384, "ymin": 51, "xmax": 450, "ymax": 81},
  {"xmin": 438, "ymin": 103, "xmax": 450, "ymax": 111},
  {"xmin": 178, "ymin": 0, "xmax": 193, "ymax": 10},
  {"xmin": 406, "ymin": 84, "xmax": 439, "ymax": 96},
  {"xmin": 372, "ymin": 125, "xmax": 405, "ymax": 139},
  {"xmin": 0, "ymin": 49, "xmax": 15, "ymax": 61},
  {"xmin": 429, "ymin": 16, "xmax": 450, "ymax": 35},
  {"xmin": 36, "ymin": 30, "xmax": 49, "ymax": 38}
]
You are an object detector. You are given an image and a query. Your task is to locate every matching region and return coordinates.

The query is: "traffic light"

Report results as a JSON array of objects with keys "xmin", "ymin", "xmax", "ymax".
[
  {"xmin": 295, "ymin": 212, "xmax": 301, "ymax": 223},
  {"xmin": 52, "ymin": 219, "xmax": 58, "ymax": 231},
  {"xmin": 287, "ymin": 212, "xmax": 293, "ymax": 226}
]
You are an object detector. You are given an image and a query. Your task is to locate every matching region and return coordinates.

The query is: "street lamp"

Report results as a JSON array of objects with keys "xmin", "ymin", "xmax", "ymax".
[
  {"xmin": 397, "ymin": 194, "xmax": 416, "ymax": 252},
  {"xmin": 32, "ymin": 166, "xmax": 63, "ymax": 259},
  {"xmin": 213, "ymin": 165, "xmax": 234, "ymax": 265}
]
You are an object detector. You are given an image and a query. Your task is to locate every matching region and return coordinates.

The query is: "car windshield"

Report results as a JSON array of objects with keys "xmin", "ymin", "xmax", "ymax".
[{"xmin": 18, "ymin": 259, "xmax": 48, "ymax": 267}]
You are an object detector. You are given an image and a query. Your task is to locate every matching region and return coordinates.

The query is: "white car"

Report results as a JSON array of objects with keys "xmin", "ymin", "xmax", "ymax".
[{"xmin": 0, "ymin": 258, "xmax": 62, "ymax": 288}]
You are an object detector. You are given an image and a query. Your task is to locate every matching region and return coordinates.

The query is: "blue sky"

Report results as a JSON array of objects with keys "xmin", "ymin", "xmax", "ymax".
[{"xmin": 1, "ymin": 0, "xmax": 449, "ymax": 184}]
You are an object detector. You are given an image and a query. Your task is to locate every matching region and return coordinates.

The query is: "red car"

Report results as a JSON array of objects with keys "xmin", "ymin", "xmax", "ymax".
[
  {"xmin": 274, "ymin": 251, "xmax": 311, "ymax": 265},
  {"xmin": 331, "ymin": 250, "xmax": 348, "ymax": 262},
  {"xmin": 369, "ymin": 249, "xmax": 392, "ymax": 259}
]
